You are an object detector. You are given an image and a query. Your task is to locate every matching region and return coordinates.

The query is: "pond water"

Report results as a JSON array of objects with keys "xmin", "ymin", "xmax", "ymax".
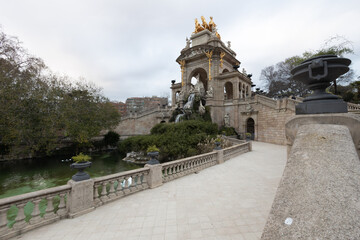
[{"xmin": 0, "ymin": 151, "xmax": 142, "ymax": 199}]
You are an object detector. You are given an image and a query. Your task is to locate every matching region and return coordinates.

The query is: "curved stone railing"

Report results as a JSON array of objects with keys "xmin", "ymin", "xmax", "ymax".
[
  {"xmin": 93, "ymin": 168, "xmax": 150, "ymax": 207},
  {"xmin": 348, "ymin": 102, "xmax": 360, "ymax": 112},
  {"xmin": 0, "ymin": 185, "xmax": 70, "ymax": 239},
  {"xmin": 162, "ymin": 151, "xmax": 218, "ymax": 183},
  {"xmin": 224, "ymin": 142, "xmax": 251, "ymax": 161},
  {"xmin": 0, "ymin": 141, "xmax": 251, "ymax": 239},
  {"xmin": 224, "ymin": 136, "xmax": 246, "ymax": 145}
]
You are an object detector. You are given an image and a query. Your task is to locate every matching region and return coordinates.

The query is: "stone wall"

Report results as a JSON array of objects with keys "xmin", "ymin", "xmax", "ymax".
[
  {"xmin": 114, "ymin": 108, "xmax": 171, "ymax": 138},
  {"xmin": 255, "ymin": 100, "xmax": 295, "ymax": 145}
]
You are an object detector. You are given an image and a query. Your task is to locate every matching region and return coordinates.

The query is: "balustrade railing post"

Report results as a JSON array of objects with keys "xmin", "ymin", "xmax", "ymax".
[
  {"xmin": 93, "ymin": 185, "xmax": 101, "ymax": 206},
  {"xmin": 30, "ymin": 199, "xmax": 42, "ymax": 224},
  {"xmin": 14, "ymin": 202, "xmax": 27, "ymax": 229},
  {"xmin": 145, "ymin": 164, "xmax": 163, "ymax": 189},
  {"xmin": 216, "ymin": 149, "xmax": 224, "ymax": 164},
  {"xmin": 0, "ymin": 207, "xmax": 9, "ymax": 236},
  {"xmin": 124, "ymin": 177, "xmax": 131, "ymax": 194},
  {"xmin": 248, "ymin": 141, "xmax": 252, "ymax": 151},
  {"xmin": 57, "ymin": 193, "xmax": 67, "ymax": 217},
  {"xmin": 135, "ymin": 174, "xmax": 142, "ymax": 190},
  {"xmin": 45, "ymin": 196, "xmax": 56, "ymax": 219},
  {"xmin": 108, "ymin": 181, "xmax": 116, "ymax": 198},
  {"xmin": 116, "ymin": 178, "xmax": 125, "ymax": 197},
  {"xmin": 67, "ymin": 179, "xmax": 94, "ymax": 218},
  {"xmin": 100, "ymin": 182, "xmax": 109, "ymax": 202},
  {"xmin": 141, "ymin": 173, "xmax": 148, "ymax": 189}
]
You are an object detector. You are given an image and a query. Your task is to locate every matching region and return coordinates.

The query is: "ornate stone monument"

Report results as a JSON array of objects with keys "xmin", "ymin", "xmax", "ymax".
[{"xmin": 170, "ymin": 16, "xmax": 253, "ymax": 129}]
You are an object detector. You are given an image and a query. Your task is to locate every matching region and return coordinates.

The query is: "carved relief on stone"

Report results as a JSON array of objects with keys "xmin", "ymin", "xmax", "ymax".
[
  {"xmin": 224, "ymin": 113, "xmax": 230, "ymax": 127},
  {"xmin": 206, "ymin": 86, "xmax": 214, "ymax": 98}
]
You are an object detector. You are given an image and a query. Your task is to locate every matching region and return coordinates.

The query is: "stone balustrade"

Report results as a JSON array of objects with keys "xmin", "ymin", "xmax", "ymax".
[
  {"xmin": 348, "ymin": 102, "xmax": 360, "ymax": 112},
  {"xmin": 162, "ymin": 151, "xmax": 218, "ymax": 183},
  {"xmin": 93, "ymin": 168, "xmax": 150, "ymax": 207},
  {"xmin": 0, "ymin": 185, "xmax": 70, "ymax": 239},
  {"xmin": 224, "ymin": 142, "xmax": 252, "ymax": 161},
  {"xmin": 0, "ymin": 141, "xmax": 251, "ymax": 239}
]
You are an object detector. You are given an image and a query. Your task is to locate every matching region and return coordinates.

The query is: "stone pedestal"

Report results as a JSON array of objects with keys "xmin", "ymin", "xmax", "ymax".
[
  {"xmin": 295, "ymin": 99, "xmax": 347, "ymax": 114},
  {"xmin": 67, "ymin": 179, "xmax": 94, "ymax": 218},
  {"xmin": 285, "ymin": 113, "xmax": 360, "ymax": 158},
  {"xmin": 145, "ymin": 164, "xmax": 163, "ymax": 188},
  {"xmin": 262, "ymin": 116, "xmax": 360, "ymax": 239},
  {"xmin": 190, "ymin": 30, "xmax": 211, "ymax": 46},
  {"xmin": 216, "ymin": 149, "xmax": 224, "ymax": 164}
]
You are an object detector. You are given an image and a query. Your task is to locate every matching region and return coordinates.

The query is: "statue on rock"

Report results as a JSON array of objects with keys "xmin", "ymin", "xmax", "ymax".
[
  {"xmin": 194, "ymin": 74, "xmax": 205, "ymax": 97},
  {"xmin": 206, "ymin": 87, "xmax": 214, "ymax": 98}
]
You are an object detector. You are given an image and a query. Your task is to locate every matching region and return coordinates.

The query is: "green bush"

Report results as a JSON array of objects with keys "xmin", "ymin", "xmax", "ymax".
[
  {"xmin": 218, "ymin": 126, "xmax": 237, "ymax": 136},
  {"xmin": 119, "ymin": 120, "xmax": 218, "ymax": 161},
  {"xmin": 103, "ymin": 131, "xmax": 120, "ymax": 147},
  {"xmin": 147, "ymin": 145, "xmax": 160, "ymax": 152},
  {"xmin": 72, "ymin": 153, "xmax": 91, "ymax": 163}
]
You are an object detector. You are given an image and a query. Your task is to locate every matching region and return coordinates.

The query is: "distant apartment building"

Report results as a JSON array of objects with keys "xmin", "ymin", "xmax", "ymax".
[
  {"xmin": 110, "ymin": 101, "xmax": 127, "ymax": 116},
  {"xmin": 125, "ymin": 96, "xmax": 168, "ymax": 115}
]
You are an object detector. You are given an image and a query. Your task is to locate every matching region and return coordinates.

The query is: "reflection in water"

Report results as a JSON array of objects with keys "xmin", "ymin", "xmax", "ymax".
[{"xmin": 0, "ymin": 151, "xmax": 141, "ymax": 199}]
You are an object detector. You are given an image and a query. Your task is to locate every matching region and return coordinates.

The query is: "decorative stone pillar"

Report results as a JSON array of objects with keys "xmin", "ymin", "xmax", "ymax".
[
  {"xmin": 216, "ymin": 149, "xmax": 224, "ymax": 164},
  {"xmin": 145, "ymin": 164, "xmax": 163, "ymax": 188},
  {"xmin": 67, "ymin": 179, "xmax": 94, "ymax": 218}
]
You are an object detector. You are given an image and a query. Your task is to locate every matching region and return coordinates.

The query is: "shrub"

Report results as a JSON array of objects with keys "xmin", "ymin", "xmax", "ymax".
[
  {"xmin": 103, "ymin": 131, "xmax": 120, "ymax": 147},
  {"xmin": 147, "ymin": 145, "xmax": 160, "ymax": 152},
  {"xmin": 119, "ymin": 120, "xmax": 218, "ymax": 161},
  {"xmin": 72, "ymin": 153, "xmax": 91, "ymax": 163},
  {"xmin": 218, "ymin": 126, "xmax": 237, "ymax": 136}
]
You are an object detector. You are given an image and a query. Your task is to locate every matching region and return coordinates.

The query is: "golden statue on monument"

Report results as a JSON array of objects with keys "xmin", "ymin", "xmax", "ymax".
[
  {"xmin": 193, "ymin": 16, "xmax": 220, "ymax": 39},
  {"xmin": 201, "ymin": 16, "xmax": 209, "ymax": 30},
  {"xmin": 208, "ymin": 16, "xmax": 216, "ymax": 32},
  {"xmin": 193, "ymin": 18, "xmax": 204, "ymax": 33}
]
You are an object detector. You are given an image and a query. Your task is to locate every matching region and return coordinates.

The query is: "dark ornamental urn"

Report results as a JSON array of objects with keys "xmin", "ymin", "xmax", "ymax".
[
  {"xmin": 214, "ymin": 141, "xmax": 222, "ymax": 150},
  {"xmin": 70, "ymin": 161, "xmax": 92, "ymax": 181},
  {"xmin": 290, "ymin": 55, "xmax": 351, "ymax": 114},
  {"xmin": 147, "ymin": 152, "xmax": 160, "ymax": 165}
]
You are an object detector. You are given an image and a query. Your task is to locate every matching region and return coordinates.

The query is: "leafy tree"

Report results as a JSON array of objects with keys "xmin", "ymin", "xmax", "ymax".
[
  {"xmin": 260, "ymin": 36, "xmax": 355, "ymax": 98},
  {"xmin": 0, "ymin": 29, "xmax": 121, "ymax": 158},
  {"xmin": 103, "ymin": 131, "xmax": 120, "ymax": 147},
  {"xmin": 59, "ymin": 81, "xmax": 120, "ymax": 152}
]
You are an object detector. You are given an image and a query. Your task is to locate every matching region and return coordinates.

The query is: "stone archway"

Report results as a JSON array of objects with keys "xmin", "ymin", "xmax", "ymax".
[
  {"xmin": 188, "ymin": 68, "xmax": 208, "ymax": 91},
  {"xmin": 246, "ymin": 117, "xmax": 255, "ymax": 140}
]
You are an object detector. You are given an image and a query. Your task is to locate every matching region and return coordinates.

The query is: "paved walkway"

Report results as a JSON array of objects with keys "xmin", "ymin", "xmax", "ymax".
[{"xmin": 12, "ymin": 141, "xmax": 287, "ymax": 240}]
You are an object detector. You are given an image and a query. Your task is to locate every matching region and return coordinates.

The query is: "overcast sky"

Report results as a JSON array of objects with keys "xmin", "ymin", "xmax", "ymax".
[{"xmin": 1, "ymin": 0, "xmax": 360, "ymax": 102}]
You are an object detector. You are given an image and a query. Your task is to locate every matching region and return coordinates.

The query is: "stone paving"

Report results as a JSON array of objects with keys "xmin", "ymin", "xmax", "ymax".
[{"xmin": 12, "ymin": 141, "xmax": 287, "ymax": 240}]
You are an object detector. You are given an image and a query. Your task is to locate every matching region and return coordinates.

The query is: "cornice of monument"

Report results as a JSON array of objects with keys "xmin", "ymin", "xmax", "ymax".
[
  {"xmin": 177, "ymin": 44, "xmax": 239, "ymax": 66},
  {"xmin": 215, "ymin": 70, "xmax": 252, "ymax": 84}
]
